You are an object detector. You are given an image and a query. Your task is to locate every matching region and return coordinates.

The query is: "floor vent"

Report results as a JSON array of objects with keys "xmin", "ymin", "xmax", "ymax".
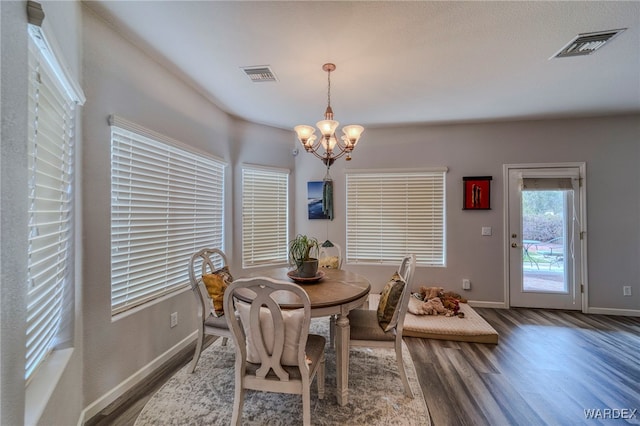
[
  {"xmin": 241, "ymin": 66, "xmax": 277, "ymax": 82},
  {"xmin": 552, "ymin": 29, "xmax": 626, "ymax": 58}
]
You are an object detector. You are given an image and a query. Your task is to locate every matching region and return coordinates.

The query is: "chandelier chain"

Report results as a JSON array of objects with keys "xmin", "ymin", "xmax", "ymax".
[{"xmin": 327, "ymin": 69, "xmax": 331, "ymax": 108}]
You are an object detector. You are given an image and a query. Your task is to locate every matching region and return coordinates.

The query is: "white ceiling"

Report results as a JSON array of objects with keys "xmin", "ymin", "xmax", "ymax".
[{"xmin": 85, "ymin": 1, "xmax": 640, "ymax": 130}]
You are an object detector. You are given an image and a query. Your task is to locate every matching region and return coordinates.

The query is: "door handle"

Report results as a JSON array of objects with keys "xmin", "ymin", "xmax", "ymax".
[{"xmin": 511, "ymin": 242, "xmax": 518, "ymax": 248}]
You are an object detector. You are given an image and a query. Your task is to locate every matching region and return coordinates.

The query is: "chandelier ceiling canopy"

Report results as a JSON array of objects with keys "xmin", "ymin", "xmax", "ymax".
[{"xmin": 294, "ymin": 63, "xmax": 364, "ymax": 168}]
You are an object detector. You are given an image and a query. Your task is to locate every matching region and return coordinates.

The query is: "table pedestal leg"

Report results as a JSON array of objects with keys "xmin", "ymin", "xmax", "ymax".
[{"xmin": 335, "ymin": 312, "xmax": 350, "ymax": 406}]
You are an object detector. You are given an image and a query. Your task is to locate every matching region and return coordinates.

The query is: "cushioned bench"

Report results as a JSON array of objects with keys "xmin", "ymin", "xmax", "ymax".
[{"xmin": 368, "ymin": 294, "xmax": 499, "ymax": 344}]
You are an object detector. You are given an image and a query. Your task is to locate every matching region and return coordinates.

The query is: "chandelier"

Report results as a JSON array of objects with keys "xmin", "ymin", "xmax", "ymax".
[{"xmin": 294, "ymin": 63, "xmax": 364, "ymax": 168}]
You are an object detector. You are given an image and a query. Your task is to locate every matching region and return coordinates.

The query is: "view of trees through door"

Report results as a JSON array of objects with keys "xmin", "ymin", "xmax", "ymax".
[
  {"xmin": 507, "ymin": 164, "xmax": 584, "ymax": 310},
  {"xmin": 522, "ymin": 191, "xmax": 565, "ymax": 292}
]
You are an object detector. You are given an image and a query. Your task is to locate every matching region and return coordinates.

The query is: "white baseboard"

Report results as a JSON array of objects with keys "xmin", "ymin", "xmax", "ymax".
[
  {"xmin": 466, "ymin": 302, "xmax": 640, "ymax": 316},
  {"xmin": 467, "ymin": 300, "xmax": 507, "ymax": 309},
  {"xmin": 78, "ymin": 331, "xmax": 197, "ymax": 425},
  {"xmin": 586, "ymin": 307, "xmax": 640, "ymax": 317}
]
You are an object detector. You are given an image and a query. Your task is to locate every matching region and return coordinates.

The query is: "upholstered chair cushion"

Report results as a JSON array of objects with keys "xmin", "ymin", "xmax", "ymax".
[
  {"xmin": 202, "ymin": 266, "xmax": 234, "ymax": 316},
  {"xmin": 203, "ymin": 313, "xmax": 229, "ymax": 330},
  {"xmin": 349, "ymin": 309, "xmax": 396, "ymax": 341},
  {"xmin": 236, "ymin": 302, "xmax": 305, "ymax": 366},
  {"xmin": 376, "ymin": 272, "xmax": 405, "ymax": 332},
  {"xmin": 244, "ymin": 334, "xmax": 326, "ymax": 379}
]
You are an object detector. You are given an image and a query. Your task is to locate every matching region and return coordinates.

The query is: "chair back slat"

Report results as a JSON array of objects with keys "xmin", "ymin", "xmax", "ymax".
[
  {"xmin": 394, "ymin": 254, "xmax": 416, "ymax": 336},
  {"xmin": 225, "ymin": 277, "xmax": 312, "ymax": 382},
  {"xmin": 249, "ymin": 289, "xmax": 289, "ymax": 380}
]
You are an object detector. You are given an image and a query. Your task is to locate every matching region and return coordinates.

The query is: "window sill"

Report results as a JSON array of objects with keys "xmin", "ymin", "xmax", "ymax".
[{"xmin": 25, "ymin": 348, "xmax": 74, "ymax": 426}]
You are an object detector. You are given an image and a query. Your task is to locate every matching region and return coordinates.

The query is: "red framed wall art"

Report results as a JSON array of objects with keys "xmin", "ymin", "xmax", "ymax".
[{"xmin": 463, "ymin": 176, "xmax": 492, "ymax": 210}]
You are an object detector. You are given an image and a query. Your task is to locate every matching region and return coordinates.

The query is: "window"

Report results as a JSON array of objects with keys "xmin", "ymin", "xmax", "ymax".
[
  {"xmin": 26, "ymin": 24, "xmax": 84, "ymax": 381},
  {"xmin": 242, "ymin": 165, "xmax": 289, "ymax": 268},
  {"xmin": 110, "ymin": 116, "xmax": 226, "ymax": 315},
  {"xmin": 346, "ymin": 169, "xmax": 447, "ymax": 266}
]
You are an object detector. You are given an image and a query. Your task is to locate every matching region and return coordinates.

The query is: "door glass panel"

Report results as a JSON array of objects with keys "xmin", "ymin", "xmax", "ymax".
[{"xmin": 521, "ymin": 190, "xmax": 567, "ymax": 293}]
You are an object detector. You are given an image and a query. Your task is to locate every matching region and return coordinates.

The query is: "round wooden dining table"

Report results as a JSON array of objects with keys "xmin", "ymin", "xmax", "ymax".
[{"xmin": 241, "ymin": 266, "xmax": 371, "ymax": 406}]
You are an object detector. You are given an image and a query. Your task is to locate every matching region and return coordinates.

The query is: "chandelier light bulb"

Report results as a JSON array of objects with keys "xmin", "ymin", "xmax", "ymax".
[
  {"xmin": 342, "ymin": 125, "xmax": 364, "ymax": 147},
  {"xmin": 294, "ymin": 125, "xmax": 316, "ymax": 143},
  {"xmin": 316, "ymin": 120, "xmax": 339, "ymax": 138},
  {"xmin": 322, "ymin": 135, "xmax": 338, "ymax": 152},
  {"xmin": 304, "ymin": 135, "xmax": 317, "ymax": 150}
]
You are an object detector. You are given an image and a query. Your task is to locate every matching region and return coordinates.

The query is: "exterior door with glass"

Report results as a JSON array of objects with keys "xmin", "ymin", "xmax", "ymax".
[{"xmin": 506, "ymin": 164, "xmax": 585, "ymax": 310}]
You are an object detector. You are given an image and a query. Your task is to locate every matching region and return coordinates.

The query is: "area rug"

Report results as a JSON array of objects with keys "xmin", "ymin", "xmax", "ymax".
[
  {"xmin": 135, "ymin": 319, "xmax": 430, "ymax": 425},
  {"xmin": 370, "ymin": 295, "xmax": 499, "ymax": 344}
]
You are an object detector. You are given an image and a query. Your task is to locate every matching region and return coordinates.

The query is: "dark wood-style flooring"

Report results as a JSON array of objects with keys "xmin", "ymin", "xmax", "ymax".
[
  {"xmin": 87, "ymin": 308, "xmax": 640, "ymax": 425},
  {"xmin": 408, "ymin": 308, "xmax": 640, "ymax": 426}
]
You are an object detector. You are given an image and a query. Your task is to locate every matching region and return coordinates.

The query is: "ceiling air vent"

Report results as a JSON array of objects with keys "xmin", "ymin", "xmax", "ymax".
[
  {"xmin": 241, "ymin": 66, "xmax": 277, "ymax": 82},
  {"xmin": 552, "ymin": 28, "xmax": 626, "ymax": 58}
]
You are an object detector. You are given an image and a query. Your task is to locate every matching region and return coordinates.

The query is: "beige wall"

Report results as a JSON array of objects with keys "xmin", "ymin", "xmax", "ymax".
[
  {"xmin": 1, "ymin": 2, "xmax": 29, "ymax": 425},
  {"xmin": 81, "ymin": 5, "xmax": 229, "ymax": 412},
  {"xmin": 229, "ymin": 117, "xmax": 296, "ymax": 268},
  {"xmin": 1, "ymin": 2, "xmax": 638, "ymax": 426},
  {"xmin": 293, "ymin": 116, "xmax": 640, "ymax": 310},
  {"xmin": 81, "ymin": 5, "xmax": 292, "ymax": 419}
]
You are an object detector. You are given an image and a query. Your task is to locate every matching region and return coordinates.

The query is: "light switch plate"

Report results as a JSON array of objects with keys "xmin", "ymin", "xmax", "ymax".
[{"xmin": 481, "ymin": 226, "xmax": 492, "ymax": 236}]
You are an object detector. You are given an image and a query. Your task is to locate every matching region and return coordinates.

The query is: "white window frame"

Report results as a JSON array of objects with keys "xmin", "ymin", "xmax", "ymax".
[
  {"xmin": 345, "ymin": 168, "xmax": 447, "ymax": 267},
  {"xmin": 109, "ymin": 116, "xmax": 226, "ymax": 315},
  {"xmin": 241, "ymin": 165, "xmax": 289, "ymax": 268},
  {"xmin": 25, "ymin": 22, "xmax": 85, "ymax": 382}
]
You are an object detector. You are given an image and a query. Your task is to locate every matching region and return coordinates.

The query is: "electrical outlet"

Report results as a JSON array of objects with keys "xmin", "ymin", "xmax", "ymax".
[
  {"xmin": 462, "ymin": 279, "xmax": 471, "ymax": 290},
  {"xmin": 481, "ymin": 227, "xmax": 492, "ymax": 236},
  {"xmin": 623, "ymin": 286, "xmax": 632, "ymax": 296},
  {"xmin": 170, "ymin": 312, "xmax": 178, "ymax": 328}
]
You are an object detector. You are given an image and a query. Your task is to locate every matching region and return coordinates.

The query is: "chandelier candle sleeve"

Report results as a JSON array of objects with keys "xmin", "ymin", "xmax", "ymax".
[{"xmin": 294, "ymin": 63, "xmax": 364, "ymax": 168}]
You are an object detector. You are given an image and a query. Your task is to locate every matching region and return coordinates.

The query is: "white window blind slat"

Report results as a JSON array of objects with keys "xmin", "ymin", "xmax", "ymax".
[
  {"xmin": 110, "ymin": 124, "xmax": 225, "ymax": 314},
  {"xmin": 25, "ymin": 29, "xmax": 78, "ymax": 382},
  {"xmin": 346, "ymin": 171, "xmax": 446, "ymax": 266},
  {"xmin": 242, "ymin": 167, "xmax": 289, "ymax": 268}
]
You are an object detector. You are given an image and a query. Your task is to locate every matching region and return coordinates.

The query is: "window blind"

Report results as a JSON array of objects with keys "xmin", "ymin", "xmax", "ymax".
[
  {"xmin": 346, "ymin": 170, "xmax": 447, "ymax": 266},
  {"xmin": 522, "ymin": 177, "xmax": 575, "ymax": 191},
  {"xmin": 110, "ymin": 121, "xmax": 225, "ymax": 314},
  {"xmin": 26, "ymin": 26, "xmax": 83, "ymax": 381},
  {"xmin": 242, "ymin": 166, "xmax": 289, "ymax": 268}
]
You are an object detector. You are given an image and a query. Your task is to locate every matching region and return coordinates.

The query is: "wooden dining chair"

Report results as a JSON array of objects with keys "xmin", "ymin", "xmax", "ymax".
[
  {"xmin": 187, "ymin": 248, "xmax": 234, "ymax": 373},
  {"xmin": 347, "ymin": 254, "xmax": 416, "ymax": 397},
  {"xmin": 224, "ymin": 277, "xmax": 326, "ymax": 426},
  {"xmin": 319, "ymin": 241, "xmax": 342, "ymax": 269}
]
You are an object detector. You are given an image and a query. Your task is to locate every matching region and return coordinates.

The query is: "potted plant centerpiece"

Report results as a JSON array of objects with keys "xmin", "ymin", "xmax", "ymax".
[{"xmin": 288, "ymin": 234, "xmax": 320, "ymax": 278}]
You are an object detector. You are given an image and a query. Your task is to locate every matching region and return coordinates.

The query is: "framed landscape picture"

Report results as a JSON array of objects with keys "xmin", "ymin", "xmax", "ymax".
[
  {"xmin": 463, "ymin": 176, "xmax": 492, "ymax": 210},
  {"xmin": 307, "ymin": 181, "xmax": 329, "ymax": 219}
]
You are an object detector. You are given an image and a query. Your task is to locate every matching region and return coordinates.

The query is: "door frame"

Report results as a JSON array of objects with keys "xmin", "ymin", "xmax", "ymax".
[{"xmin": 502, "ymin": 162, "xmax": 588, "ymax": 311}]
